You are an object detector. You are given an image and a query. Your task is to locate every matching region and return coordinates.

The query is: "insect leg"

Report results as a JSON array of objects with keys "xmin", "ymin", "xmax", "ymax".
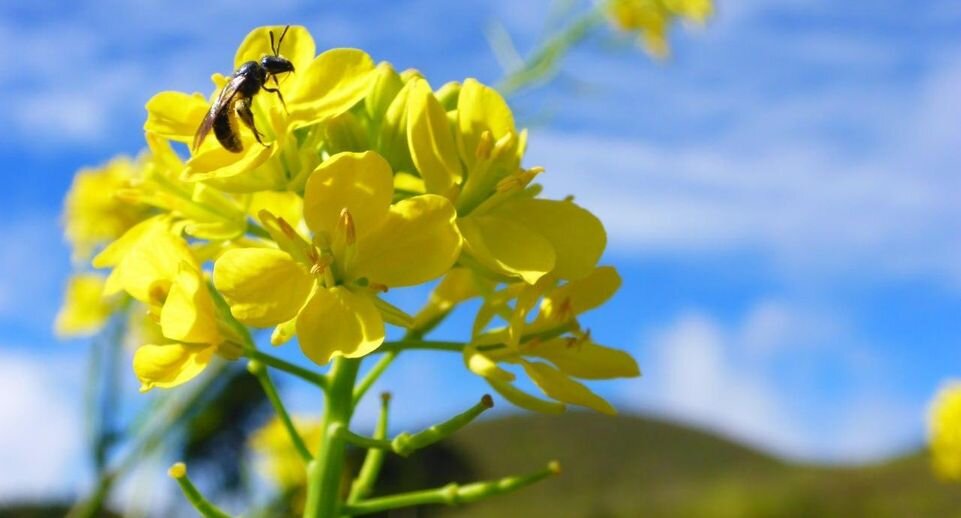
[
  {"xmin": 263, "ymin": 85, "xmax": 288, "ymax": 114},
  {"xmin": 234, "ymin": 97, "xmax": 266, "ymax": 146}
]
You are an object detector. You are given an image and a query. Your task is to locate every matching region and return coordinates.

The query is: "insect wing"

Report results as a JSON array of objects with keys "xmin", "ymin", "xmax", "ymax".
[{"xmin": 192, "ymin": 75, "xmax": 244, "ymax": 152}]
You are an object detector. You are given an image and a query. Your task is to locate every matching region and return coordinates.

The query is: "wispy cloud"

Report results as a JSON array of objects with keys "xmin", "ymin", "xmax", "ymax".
[{"xmin": 626, "ymin": 302, "xmax": 919, "ymax": 462}]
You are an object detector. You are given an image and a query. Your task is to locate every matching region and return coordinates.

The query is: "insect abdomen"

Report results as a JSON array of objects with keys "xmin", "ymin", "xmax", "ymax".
[{"xmin": 213, "ymin": 106, "xmax": 243, "ymax": 153}]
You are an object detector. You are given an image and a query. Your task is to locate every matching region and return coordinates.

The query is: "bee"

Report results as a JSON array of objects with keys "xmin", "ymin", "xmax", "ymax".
[{"xmin": 193, "ymin": 25, "xmax": 295, "ymax": 153}]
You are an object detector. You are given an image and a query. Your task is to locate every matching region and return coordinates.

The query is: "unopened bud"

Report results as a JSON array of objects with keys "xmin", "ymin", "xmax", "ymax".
[{"xmin": 167, "ymin": 462, "xmax": 187, "ymax": 479}]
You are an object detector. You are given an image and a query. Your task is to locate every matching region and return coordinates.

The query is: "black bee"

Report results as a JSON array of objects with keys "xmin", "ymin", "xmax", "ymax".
[{"xmin": 193, "ymin": 26, "xmax": 295, "ymax": 153}]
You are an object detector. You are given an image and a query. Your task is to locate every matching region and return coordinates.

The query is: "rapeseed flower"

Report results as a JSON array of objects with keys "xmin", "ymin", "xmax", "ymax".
[
  {"xmin": 929, "ymin": 380, "xmax": 961, "ymax": 480},
  {"xmin": 214, "ymin": 151, "xmax": 461, "ymax": 365}
]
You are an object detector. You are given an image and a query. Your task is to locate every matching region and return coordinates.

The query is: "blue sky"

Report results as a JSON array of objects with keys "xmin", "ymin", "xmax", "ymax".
[{"xmin": 1, "ymin": 0, "xmax": 960, "ymax": 505}]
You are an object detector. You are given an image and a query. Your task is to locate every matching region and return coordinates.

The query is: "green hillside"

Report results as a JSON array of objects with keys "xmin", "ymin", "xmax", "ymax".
[{"xmin": 380, "ymin": 412, "xmax": 961, "ymax": 517}]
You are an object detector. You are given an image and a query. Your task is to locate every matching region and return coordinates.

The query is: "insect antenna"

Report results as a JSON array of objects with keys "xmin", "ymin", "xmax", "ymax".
[
  {"xmin": 269, "ymin": 29, "xmax": 277, "ymax": 55},
  {"xmin": 275, "ymin": 25, "xmax": 290, "ymax": 56}
]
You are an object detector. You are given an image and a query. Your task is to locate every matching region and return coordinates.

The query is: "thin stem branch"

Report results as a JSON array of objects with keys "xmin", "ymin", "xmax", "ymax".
[
  {"xmin": 168, "ymin": 463, "xmax": 232, "ymax": 518},
  {"xmin": 248, "ymin": 360, "xmax": 312, "ymax": 463},
  {"xmin": 352, "ymin": 351, "xmax": 396, "ymax": 405},
  {"xmin": 343, "ymin": 461, "xmax": 561, "ymax": 515},
  {"xmin": 246, "ymin": 349, "xmax": 327, "ymax": 390},
  {"xmin": 348, "ymin": 393, "xmax": 391, "ymax": 503},
  {"xmin": 373, "ymin": 340, "xmax": 465, "ymax": 354},
  {"xmin": 340, "ymin": 395, "xmax": 493, "ymax": 457}
]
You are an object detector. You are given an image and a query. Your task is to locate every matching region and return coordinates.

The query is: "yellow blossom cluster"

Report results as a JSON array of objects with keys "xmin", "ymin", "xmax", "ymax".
[
  {"xmin": 604, "ymin": 0, "xmax": 713, "ymax": 57},
  {"xmin": 59, "ymin": 25, "xmax": 638, "ymax": 414},
  {"xmin": 928, "ymin": 380, "xmax": 961, "ymax": 480}
]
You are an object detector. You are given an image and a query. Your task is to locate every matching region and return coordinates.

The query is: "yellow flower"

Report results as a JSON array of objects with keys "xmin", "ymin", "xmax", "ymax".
[
  {"xmin": 144, "ymin": 26, "xmax": 376, "ymax": 193},
  {"xmin": 63, "ymin": 156, "xmax": 149, "ymax": 261},
  {"xmin": 251, "ymin": 415, "xmax": 321, "ymax": 489},
  {"xmin": 928, "ymin": 380, "xmax": 961, "ymax": 480},
  {"xmin": 214, "ymin": 150, "xmax": 461, "ymax": 365},
  {"xmin": 54, "ymin": 274, "xmax": 115, "ymax": 337},
  {"xmin": 404, "ymin": 77, "xmax": 606, "ymax": 284},
  {"xmin": 463, "ymin": 267, "xmax": 638, "ymax": 415},
  {"xmin": 93, "ymin": 217, "xmax": 234, "ymax": 390},
  {"xmin": 605, "ymin": 0, "xmax": 713, "ymax": 57}
]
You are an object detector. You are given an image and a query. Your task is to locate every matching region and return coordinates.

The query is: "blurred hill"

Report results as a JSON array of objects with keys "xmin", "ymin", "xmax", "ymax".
[{"xmin": 381, "ymin": 412, "xmax": 961, "ymax": 517}]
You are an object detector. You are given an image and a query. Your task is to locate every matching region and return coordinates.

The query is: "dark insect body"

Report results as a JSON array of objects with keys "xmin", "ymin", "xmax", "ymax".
[{"xmin": 193, "ymin": 26, "xmax": 295, "ymax": 153}]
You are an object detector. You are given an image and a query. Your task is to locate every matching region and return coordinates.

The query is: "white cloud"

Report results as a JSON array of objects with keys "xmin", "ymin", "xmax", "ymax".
[
  {"xmin": 0, "ymin": 349, "xmax": 85, "ymax": 500},
  {"xmin": 628, "ymin": 302, "xmax": 915, "ymax": 463}
]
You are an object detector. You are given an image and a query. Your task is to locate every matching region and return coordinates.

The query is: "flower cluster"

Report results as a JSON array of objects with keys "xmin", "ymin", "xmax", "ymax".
[
  {"xmin": 60, "ymin": 25, "xmax": 638, "ymax": 414},
  {"xmin": 928, "ymin": 380, "xmax": 961, "ymax": 480},
  {"xmin": 604, "ymin": 0, "xmax": 713, "ymax": 57}
]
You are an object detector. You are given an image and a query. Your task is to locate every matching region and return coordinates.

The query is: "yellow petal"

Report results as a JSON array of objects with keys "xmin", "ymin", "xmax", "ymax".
[
  {"xmin": 486, "ymin": 377, "xmax": 566, "ymax": 414},
  {"xmin": 160, "ymin": 263, "xmax": 221, "ymax": 344},
  {"xmin": 522, "ymin": 360, "xmax": 616, "ymax": 415},
  {"xmin": 493, "ymin": 198, "xmax": 606, "ymax": 280},
  {"xmin": 350, "ymin": 194, "xmax": 461, "ymax": 287},
  {"xmin": 407, "ymin": 78, "xmax": 461, "ymax": 197},
  {"xmin": 133, "ymin": 343, "xmax": 216, "ymax": 391},
  {"xmin": 183, "ymin": 143, "xmax": 280, "ymax": 193},
  {"xmin": 213, "ymin": 248, "xmax": 313, "ymax": 327},
  {"xmin": 234, "ymin": 25, "xmax": 316, "ymax": 76},
  {"xmin": 295, "ymin": 287, "xmax": 385, "ymax": 365},
  {"xmin": 143, "ymin": 91, "xmax": 210, "ymax": 143},
  {"xmin": 144, "ymin": 91, "xmax": 210, "ymax": 142},
  {"xmin": 458, "ymin": 214, "xmax": 555, "ymax": 284},
  {"xmin": 456, "ymin": 78, "xmax": 515, "ymax": 171},
  {"xmin": 115, "ymin": 225, "xmax": 197, "ymax": 303},
  {"xmin": 536, "ymin": 266, "xmax": 621, "ymax": 326},
  {"xmin": 54, "ymin": 274, "xmax": 112, "ymax": 338},
  {"xmin": 247, "ymin": 190, "xmax": 304, "ymax": 229},
  {"xmin": 303, "ymin": 151, "xmax": 393, "ymax": 239},
  {"xmin": 463, "ymin": 345, "xmax": 515, "ymax": 382},
  {"xmin": 525, "ymin": 339, "xmax": 639, "ymax": 380},
  {"xmin": 288, "ymin": 48, "xmax": 375, "ymax": 128}
]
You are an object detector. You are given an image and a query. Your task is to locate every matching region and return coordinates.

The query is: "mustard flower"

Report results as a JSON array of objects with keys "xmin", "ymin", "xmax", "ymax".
[
  {"xmin": 63, "ymin": 156, "xmax": 150, "ymax": 261},
  {"xmin": 93, "ymin": 217, "xmax": 238, "ymax": 390},
  {"xmin": 213, "ymin": 151, "xmax": 461, "ymax": 365},
  {"xmin": 54, "ymin": 273, "xmax": 114, "ymax": 337},
  {"xmin": 605, "ymin": 0, "xmax": 713, "ymax": 57},
  {"xmin": 401, "ymin": 77, "xmax": 606, "ymax": 284},
  {"xmin": 144, "ymin": 26, "xmax": 376, "ymax": 193},
  {"xmin": 928, "ymin": 380, "xmax": 961, "ymax": 480}
]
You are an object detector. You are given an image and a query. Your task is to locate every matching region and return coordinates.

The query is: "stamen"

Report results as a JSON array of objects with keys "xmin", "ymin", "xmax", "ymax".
[
  {"xmin": 475, "ymin": 130, "xmax": 494, "ymax": 160},
  {"xmin": 338, "ymin": 208, "xmax": 356, "ymax": 246}
]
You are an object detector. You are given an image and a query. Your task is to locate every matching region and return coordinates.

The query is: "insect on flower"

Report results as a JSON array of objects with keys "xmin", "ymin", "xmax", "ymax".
[{"xmin": 192, "ymin": 25, "xmax": 295, "ymax": 153}]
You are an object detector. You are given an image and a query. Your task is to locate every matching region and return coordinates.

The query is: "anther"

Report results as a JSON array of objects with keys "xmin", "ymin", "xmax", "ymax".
[
  {"xmin": 475, "ymin": 130, "xmax": 494, "ymax": 160},
  {"xmin": 338, "ymin": 208, "xmax": 356, "ymax": 246}
]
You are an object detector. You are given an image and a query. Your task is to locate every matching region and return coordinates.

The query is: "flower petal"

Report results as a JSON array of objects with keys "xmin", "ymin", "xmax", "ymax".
[
  {"xmin": 458, "ymin": 214, "xmax": 555, "ymax": 284},
  {"xmin": 525, "ymin": 339, "xmax": 639, "ymax": 380},
  {"xmin": 144, "ymin": 91, "xmax": 210, "ymax": 142},
  {"xmin": 522, "ymin": 360, "xmax": 616, "ymax": 415},
  {"xmin": 486, "ymin": 377, "xmax": 566, "ymax": 414},
  {"xmin": 133, "ymin": 343, "xmax": 216, "ymax": 391},
  {"xmin": 160, "ymin": 263, "xmax": 221, "ymax": 344},
  {"xmin": 213, "ymin": 248, "xmax": 313, "ymax": 327},
  {"xmin": 350, "ymin": 194, "xmax": 461, "ymax": 287},
  {"xmin": 532, "ymin": 266, "xmax": 621, "ymax": 330},
  {"xmin": 407, "ymin": 78, "xmax": 461, "ymax": 197},
  {"xmin": 234, "ymin": 25, "xmax": 316, "ymax": 77},
  {"xmin": 115, "ymin": 225, "xmax": 198, "ymax": 303},
  {"xmin": 456, "ymin": 78, "xmax": 515, "ymax": 170},
  {"xmin": 288, "ymin": 49, "xmax": 375, "ymax": 128},
  {"xmin": 184, "ymin": 142, "xmax": 280, "ymax": 193},
  {"xmin": 296, "ymin": 287, "xmax": 385, "ymax": 365},
  {"xmin": 303, "ymin": 151, "xmax": 393, "ymax": 239},
  {"xmin": 494, "ymin": 198, "xmax": 606, "ymax": 280}
]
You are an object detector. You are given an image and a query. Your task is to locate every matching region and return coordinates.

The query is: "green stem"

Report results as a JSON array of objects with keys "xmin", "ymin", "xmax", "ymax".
[
  {"xmin": 246, "ymin": 349, "xmax": 328, "ymax": 390},
  {"xmin": 248, "ymin": 360, "xmax": 312, "ymax": 463},
  {"xmin": 168, "ymin": 463, "xmax": 232, "ymax": 518},
  {"xmin": 303, "ymin": 357, "xmax": 360, "ymax": 518},
  {"xmin": 342, "ymin": 395, "xmax": 493, "ymax": 457},
  {"xmin": 343, "ymin": 461, "xmax": 561, "ymax": 515},
  {"xmin": 497, "ymin": 8, "xmax": 605, "ymax": 95},
  {"xmin": 352, "ymin": 351, "xmax": 396, "ymax": 405},
  {"xmin": 348, "ymin": 393, "xmax": 391, "ymax": 503}
]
